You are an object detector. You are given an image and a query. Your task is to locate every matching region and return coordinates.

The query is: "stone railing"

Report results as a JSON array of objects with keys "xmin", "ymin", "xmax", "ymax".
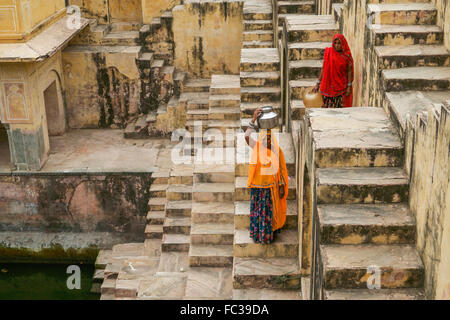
[{"xmin": 278, "ymin": 17, "xmax": 292, "ymax": 133}]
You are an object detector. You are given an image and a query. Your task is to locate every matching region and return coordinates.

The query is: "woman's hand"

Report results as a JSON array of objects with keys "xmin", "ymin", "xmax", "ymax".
[
  {"xmin": 279, "ymin": 185, "xmax": 285, "ymax": 199},
  {"xmin": 252, "ymin": 107, "xmax": 262, "ymax": 123},
  {"xmin": 312, "ymin": 83, "xmax": 320, "ymax": 93},
  {"xmin": 345, "ymin": 86, "xmax": 352, "ymax": 96}
]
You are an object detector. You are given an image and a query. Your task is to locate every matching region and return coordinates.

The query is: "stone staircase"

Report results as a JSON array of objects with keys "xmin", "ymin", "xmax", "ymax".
[
  {"xmin": 233, "ymin": 128, "xmax": 301, "ymax": 299},
  {"xmin": 363, "ymin": 0, "xmax": 450, "ymax": 138},
  {"xmin": 306, "ymin": 107, "xmax": 425, "ymax": 300},
  {"xmin": 283, "ymin": 14, "xmax": 339, "ymax": 119}
]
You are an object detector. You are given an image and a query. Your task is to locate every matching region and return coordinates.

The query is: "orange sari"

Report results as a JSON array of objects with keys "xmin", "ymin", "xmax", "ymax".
[{"xmin": 247, "ymin": 131, "xmax": 288, "ymax": 231}]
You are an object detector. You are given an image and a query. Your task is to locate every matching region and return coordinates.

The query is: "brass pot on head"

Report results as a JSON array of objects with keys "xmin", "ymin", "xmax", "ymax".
[
  {"xmin": 303, "ymin": 87, "xmax": 324, "ymax": 108},
  {"xmin": 257, "ymin": 106, "xmax": 279, "ymax": 129}
]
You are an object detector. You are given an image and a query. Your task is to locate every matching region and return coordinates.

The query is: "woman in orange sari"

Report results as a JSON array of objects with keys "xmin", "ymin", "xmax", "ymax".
[
  {"xmin": 244, "ymin": 108, "xmax": 288, "ymax": 244},
  {"xmin": 313, "ymin": 34, "xmax": 354, "ymax": 108}
]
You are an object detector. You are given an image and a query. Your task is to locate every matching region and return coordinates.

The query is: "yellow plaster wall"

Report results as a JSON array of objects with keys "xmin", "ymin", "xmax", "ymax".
[
  {"xmin": 0, "ymin": 0, "xmax": 65, "ymax": 41},
  {"xmin": 109, "ymin": 0, "xmax": 142, "ymax": 23},
  {"xmin": 172, "ymin": 1, "xmax": 243, "ymax": 78},
  {"xmin": 62, "ymin": 46, "xmax": 141, "ymax": 129},
  {"xmin": 68, "ymin": 0, "xmax": 109, "ymax": 24},
  {"xmin": 142, "ymin": 0, "xmax": 180, "ymax": 23}
]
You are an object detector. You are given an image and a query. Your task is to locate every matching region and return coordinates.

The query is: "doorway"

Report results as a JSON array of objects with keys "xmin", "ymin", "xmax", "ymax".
[
  {"xmin": 44, "ymin": 81, "xmax": 65, "ymax": 136},
  {"xmin": 0, "ymin": 121, "xmax": 11, "ymax": 170}
]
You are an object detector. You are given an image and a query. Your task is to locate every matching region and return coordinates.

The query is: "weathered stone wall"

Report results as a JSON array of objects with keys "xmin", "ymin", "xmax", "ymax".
[
  {"xmin": 142, "ymin": 0, "xmax": 180, "ymax": 23},
  {"xmin": 173, "ymin": 0, "xmax": 243, "ymax": 78},
  {"xmin": 0, "ymin": 52, "xmax": 66, "ymax": 170},
  {"xmin": 404, "ymin": 105, "xmax": 450, "ymax": 300},
  {"xmin": 68, "ymin": 0, "xmax": 109, "ymax": 24},
  {"xmin": 433, "ymin": 0, "xmax": 450, "ymax": 50},
  {"xmin": 62, "ymin": 46, "xmax": 143, "ymax": 129},
  {"xmin": 338, "ymin": 0, "xmax": 371, "ymax": 108},
  {"xmin": 317, "ymin": 0, "xmax": 343, "ymax": 15},
  {"xmin": 0, "ymin": 172, "xmax": 152, "ymax": 261},
  {"xmin": 109, "ymin": 0, "xmax": 142, "ymax": 23}
]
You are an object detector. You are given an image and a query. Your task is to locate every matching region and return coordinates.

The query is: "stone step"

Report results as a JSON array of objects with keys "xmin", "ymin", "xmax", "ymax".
[
  {"xmin": 209, "ymin": 94, "xmax": 241, "ymax": 108},
  {"xmin": 162, "ymin": 234, "xmax": 190, "ymax": 252},
  {"xmin": 233, "ymin": 288, "xmax": 302, "ymax": 300},
  {"xmin": 243, "ymin": 30, "xmax": 274, "ymax": 42},
  {"xmin": 233, "ymin": 257, "xmax": 301, "ymax": 289},
  {"xmin": 194, "ymin": 164, "xmax": 235, "ymax": 183},
  {"xmin": 307, "ymin": 107, "xmax": 404, "ymax": 168},
  {"xmin": 184, "ymin": 78, "xmax": 211, "ymax": 93},
  {"xmin": 101, "ymin": 278, "xmax": 116, "ymax": 295},
  {"xmin": 240, "ymin": 102, "xmax": 282, "ymax": 119},
  {"xmin": 316, "ymin": 167, "xmax": 409, "ymax": 204},
  {"xmin": 209, "ymin": 107, "xmax": 241, "ymax": 121},
  {"xmin": 179, "ymin": 91, "xmax": 210, "ymax": 107},
  {"xmin": 289, "ymin": 59, "xmax": 323, "ymax": 79},
  {"xmin": 102, "ymin": 31, "xmax": 140, "ymax": 46},
  {"xmin": 207, "ymin": 120, "xmax": 242, "ymax": 135},
  {"xmin": 187, "ymin": 98, "xmax": 210, "ymax": 111},
  {"xmin": 240, "ymin": 48, "xmax": 280, "ymax": 72},
  {"xmin": 191, "ymin": 201, "xmax": 235, "ymax": 224},
  {"xmin": 210, "ymin": 75, "xmax": 240, "ymax": 95},
  {"xmin": 385, "ymin": 90, "xmax": 450, "ymax": 134},
  {"xmin": 244, "ymin": 20, "xmax": 274, "ymax": 31},
  {"xmin": 166, "ymin": 200, "xmax": 192, "ymax": 217},
  {"xmin": 149, "ymin": 184, "xmax": 168, "ymax": 198},
  {"xmin": 288, "ymin": 41, "xmax": 328, "ymax": 61},
  {"xmin": 290, "ymin": 99, "xmax": 306, "ymax": 120},
  {"xmin": 166, "ymin": 184, "xmax": 193, "ymax": 201},
  {"xmin": 145, "ymin": 224, "xmax": 163, "ymax": 239},
  {"xmin": 240, "ymin": 71, "xmax": 280, "ymax": 87},
  {"xmin": 163, "ymin": 217, "xmax": 191, "ymax": 235},
  {"xmin": 318, "ymin": 204, "xmax": 415, "ymax": 245},
  {"xmin": 148, "ymin": 197, "xmax": 166, "ymax": 211},
  {"xmin": 324, "ymin": 288, "xmax": 425, "ymax": 300},
  {"xmin": 150, "ymin": 59, "xmax": 165, "ymax": 69},
  {"xmin": 234, "ymin": 229, "xmax": 298, "ymax": 258},
  {"xmin": 287, "ymin": 22, "xmax": 339, "ymax": 43},
  {"xmin": 235, "ymin": 176, "xmax": 296, "ymax": 201},
  {"xmin": 235, "ymin": 200, "xmax": 298, "ymax": 230},
  {"xmin": 152, "ymin": 170, "xmax": 170, "ymax": 184},
  {"xmin": 243, "ymin": 40, "xmax": 274, "ymax": 48},
  {"xmin": 369, "ymin": 24, "xmax": 443, "ymax": 46},
  {"xmin": 381, "ymin": 66, "xmax": 450, "ymax": 92},
  {"xmin": 367, "ymin": 3, "xmax": 437, "ymax": 25},
  {"xmin": 169, "ymin": 165, "xmax": 194, "ymax": 185},
  {"xmin": 146, "ymin": 211, "xmax": 166, "ymax": 224},
  {"xmin": 375, "ymin": 45, "xmax": 449, "ymax": 70},
  {"xmin": 191, "ymin": 223, "xmax": 235, "ymax": 245},
  {"xmin": 95, "ymin": 250, "xmax": 112, "ymax": 269},
  {"xmin": 187, "ymin": 109, "xmax": 209, "ymax": 121},
  {"xmin": 320, "ymin": 244, "xmax": 424, "ymax": 289},
  {"xmin": 137, "ymin": 52, "xmax": 154, "ymax": 68},
  {"xmin": 193, "ymin": 183, "xmax": 235, "ymax": 202},
  {"xmin": 289, "ymin": 78, "xmax": 318, "ymax": 99},
  {"xmin": 278, "ymin": 1, "xmax": 315, "ymax": 15},
  {"xmin": 243, "ymin": 3, "xmax": 272, "ymax": 21},
  {"xmin": 189, "ymin": 244, "xmax": 234, "ymax": 267},
  {"xmin": 241, "ymin": 87, "xmax": 281, "ymax": 102}
]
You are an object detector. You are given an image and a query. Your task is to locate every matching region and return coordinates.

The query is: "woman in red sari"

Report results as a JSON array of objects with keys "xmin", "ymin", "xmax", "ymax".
[{"xmin": 313, "ymin": 34, "xmax": 354, "ymax": 108}]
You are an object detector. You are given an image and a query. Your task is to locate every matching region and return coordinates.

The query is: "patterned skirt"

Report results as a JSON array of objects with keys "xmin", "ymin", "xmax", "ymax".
[
  {"xmin": 323, "ymin": 94, "xmax": 344, "ymax": 108},
  {"xmin": 250, "ymin": 188, "xmax": 274, "ymax": 244}
]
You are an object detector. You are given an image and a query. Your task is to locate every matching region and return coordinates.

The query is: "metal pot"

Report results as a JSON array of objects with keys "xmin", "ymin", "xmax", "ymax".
[{"xmin": 257, "ymin": 106, "xmax": 279, "ymax": 129}]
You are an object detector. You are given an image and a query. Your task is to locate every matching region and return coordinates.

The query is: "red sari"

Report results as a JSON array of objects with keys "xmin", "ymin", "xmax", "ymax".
[{"xmin": 320, "ymin": 34, "xmax": 354, "ymax": 108}]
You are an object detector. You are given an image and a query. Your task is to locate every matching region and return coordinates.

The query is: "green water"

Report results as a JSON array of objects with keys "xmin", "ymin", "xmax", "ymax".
[{"xmin": 0, "ymin": 263, "xmax": 100, "ymax": 300}]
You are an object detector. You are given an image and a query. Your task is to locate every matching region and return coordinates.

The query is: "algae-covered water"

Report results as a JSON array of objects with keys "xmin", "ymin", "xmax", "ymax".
[{"xmin": 0, "ymin": 263, "xmax": 99, "ymax": 300}]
